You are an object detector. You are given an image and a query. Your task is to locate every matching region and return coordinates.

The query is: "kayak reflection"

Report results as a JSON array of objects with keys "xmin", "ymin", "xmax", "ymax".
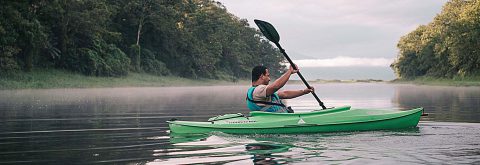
[
  {"xmin": 157, "ymin": 128, "xmax": 425, "ymax": 164},
  {"xmin": 246, "ymin": 143, "xmax": 291, "ymax": 165},
  {"xmin": 164, "ymin": 133, "xmax": 292, "ymax": 164},
  {"xmin": 168, "ymin": 133, "xmax": 210, "ymax": 144}
]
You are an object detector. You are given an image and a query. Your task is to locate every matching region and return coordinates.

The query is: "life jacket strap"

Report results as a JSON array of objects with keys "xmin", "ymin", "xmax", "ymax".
[{"xmin": 245, "ymin": 96, "xmax": 286, "ymax": 107}]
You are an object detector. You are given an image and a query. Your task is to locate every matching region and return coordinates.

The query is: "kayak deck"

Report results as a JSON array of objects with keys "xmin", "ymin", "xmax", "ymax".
[{"xmin": 168, "ymin": 106, "xmax": 423, "ymax": 134}]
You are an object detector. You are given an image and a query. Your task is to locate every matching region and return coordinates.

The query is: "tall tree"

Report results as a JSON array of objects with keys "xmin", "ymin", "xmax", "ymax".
[{"xmin": 392, "ymin": 0, "xmax": 480, "ymax": 79}]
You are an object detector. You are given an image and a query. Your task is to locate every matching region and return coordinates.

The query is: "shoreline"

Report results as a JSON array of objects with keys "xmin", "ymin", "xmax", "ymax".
[
  {"xmin": 389, "ymin": 77, "xmax": 480, "ymax": 87},
  {"xmin": 0, "ymin": 69, "xmax": 250, "ymax": 90},
  {"xmin": 1, "ymin": 69, "xmax": 479, "ymax": 90}
]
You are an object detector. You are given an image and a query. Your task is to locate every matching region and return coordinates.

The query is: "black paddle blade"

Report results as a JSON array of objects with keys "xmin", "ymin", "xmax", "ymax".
[{"xmin": 254, "ymin": 19, "xmax": 280, "ymax": 43}]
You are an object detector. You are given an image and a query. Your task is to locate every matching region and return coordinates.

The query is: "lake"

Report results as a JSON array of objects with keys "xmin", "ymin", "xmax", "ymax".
[{"xmin": 0, "ymin": 83, "xmax": 479, "ymax": 164}]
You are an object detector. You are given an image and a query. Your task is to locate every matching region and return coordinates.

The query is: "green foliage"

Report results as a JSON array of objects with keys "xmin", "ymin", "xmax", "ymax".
[
  {"xmin": 0, "ymin": 1, "xmax": 48, "ymax": 72},
  {"xmin": 129, "ymin": 44, "xmax": 141, "ymax": 71},
  {"xmin": 140, "ymin": 48, "xmax": 170, "ymax": 76},
  {"xmin": 392, "ymin": 0, "xmax": 480, "ymax": 79},
  {"xmin": 77, "ymin": 38, "xmax": 130, "ymax": 77},
  {"xmin": 0, "ymin": 0, "xmax": 284, "ymax": 81},
  {"xmin": 0, "ymin": 47, "xmax": 20, "ymax": 72}
]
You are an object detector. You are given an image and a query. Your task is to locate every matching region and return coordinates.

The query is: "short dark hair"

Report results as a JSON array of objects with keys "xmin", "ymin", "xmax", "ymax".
[{"xmin": 252, "ymin": 65, "xmax": 267, "ymax": 82}]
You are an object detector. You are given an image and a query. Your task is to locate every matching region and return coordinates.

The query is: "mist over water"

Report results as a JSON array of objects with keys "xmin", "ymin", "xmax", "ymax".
[{"xmin": 0, "ymin": 84, "xmax": 479, "ymax": 164}]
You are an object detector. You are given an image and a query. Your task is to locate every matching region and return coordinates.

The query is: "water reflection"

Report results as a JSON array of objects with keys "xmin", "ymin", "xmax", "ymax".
[
  {"xmin": 150, "ymin": 123, "xmax": 479, "ymax": 164},
  {"xmin": 287, "ymin": 83, "xmax": 480, "ymax": 122},
  {"xmin": 393, "ymin": 85, "xmax": 480, "ymax": 122},
  {"xmin": 158, "ymin": 133, "xmax": 292, "ymax": 165}
]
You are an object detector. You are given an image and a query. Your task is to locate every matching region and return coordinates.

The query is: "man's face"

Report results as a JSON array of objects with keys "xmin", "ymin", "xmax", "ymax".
[{"xmin": 261, "ymin": 69, "xmax": 271, "ymax": 85}]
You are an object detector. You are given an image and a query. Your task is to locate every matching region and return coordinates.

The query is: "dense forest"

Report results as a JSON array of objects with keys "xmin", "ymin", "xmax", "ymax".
[
  {"xmin": 391, "ymin": 0, "xmax": 480, "ymax": 80},
  {"xmin": 0, "ymin": 0, "xmax": 284, "ymax": 80}
]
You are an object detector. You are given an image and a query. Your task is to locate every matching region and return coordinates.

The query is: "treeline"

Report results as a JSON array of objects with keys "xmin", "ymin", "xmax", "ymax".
[
  {"xmin": 0, "ymin": 0, "xmax": 284, "ymax": 80},
  {"xmin": 391, "ymin": 0, "xmax": 480, "ymax": 79}
]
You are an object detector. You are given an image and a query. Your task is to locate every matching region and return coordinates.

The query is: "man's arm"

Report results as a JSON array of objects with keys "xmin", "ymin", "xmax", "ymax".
[
  {"xmin": 265, "ymin": 65, "xmax": 298, "ymax": 96},
  {"xmin": 277, "ymin": 87, "xmax": 314, "ymax": 99}
]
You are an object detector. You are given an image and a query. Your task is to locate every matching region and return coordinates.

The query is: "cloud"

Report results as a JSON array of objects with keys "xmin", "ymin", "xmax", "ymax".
[
  {"xmin": 219, "ymin": 0, "xmax": 447, "ymax": 59},
  {"xmin": 285, "ymin": 56, "xmax": 394, "ymax": 67}
]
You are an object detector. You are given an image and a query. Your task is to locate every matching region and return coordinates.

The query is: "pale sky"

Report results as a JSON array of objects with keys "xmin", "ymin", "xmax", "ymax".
[{"xmin": 218, "ymin": 0, "xmax": 448, "ymax": 67}]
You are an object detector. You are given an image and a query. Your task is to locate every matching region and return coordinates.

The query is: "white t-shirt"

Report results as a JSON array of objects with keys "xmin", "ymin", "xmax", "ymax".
[{"xmin": 252, "ymin": 85, "xmax": 272, "ymax": 106}]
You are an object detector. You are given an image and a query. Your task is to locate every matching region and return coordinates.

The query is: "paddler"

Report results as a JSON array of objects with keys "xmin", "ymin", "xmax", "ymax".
[{"xmin": 246, "ymin": 65, "xmax": 314, "ymax": 113}]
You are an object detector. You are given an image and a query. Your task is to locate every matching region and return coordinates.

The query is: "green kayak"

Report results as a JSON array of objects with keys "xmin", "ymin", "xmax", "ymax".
[{"xmin": 168, "ymin": 106, "xmax": 423, "ymax": 134}]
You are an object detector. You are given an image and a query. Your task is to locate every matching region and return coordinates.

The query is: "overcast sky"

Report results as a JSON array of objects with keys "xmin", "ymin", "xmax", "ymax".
[{"xmin": 218, "ymin": 0, "xmax": 448, "ymax": 67}]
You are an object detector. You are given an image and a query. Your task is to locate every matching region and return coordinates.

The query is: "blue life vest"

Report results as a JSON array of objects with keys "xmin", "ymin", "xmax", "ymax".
[{"xmin": 246, "ymin": 86, "xmax": 286, "ymax": 113}]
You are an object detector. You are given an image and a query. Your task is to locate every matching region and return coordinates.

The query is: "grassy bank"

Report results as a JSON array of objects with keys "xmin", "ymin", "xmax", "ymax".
[
  {"xmin": 391, "ymin": 76, "xmax": 480, "ymax": 86},
  {"xmin": 0, "ymin": 69, "xmax": 249, "ymax": 90}
]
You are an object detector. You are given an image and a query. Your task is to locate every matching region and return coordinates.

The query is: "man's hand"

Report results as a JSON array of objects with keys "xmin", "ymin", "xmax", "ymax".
[
  {"xmin": 303, "ymin": 86, "xmax": 315, "ymax": 94},
  {"xmin": 289, "ymin": 64, "xmax": 299, "ymax": 75}
]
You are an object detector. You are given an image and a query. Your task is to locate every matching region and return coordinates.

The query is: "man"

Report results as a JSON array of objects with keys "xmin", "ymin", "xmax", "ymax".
[{"xmin": 246, "ymin": 65, "xmax": 314, "ymax": 113}]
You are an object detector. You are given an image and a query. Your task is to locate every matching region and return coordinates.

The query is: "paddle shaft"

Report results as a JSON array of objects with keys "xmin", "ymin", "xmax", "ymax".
[{"xmin": 274, "ymin": 42, "xmax": 327, "ymax": 110}]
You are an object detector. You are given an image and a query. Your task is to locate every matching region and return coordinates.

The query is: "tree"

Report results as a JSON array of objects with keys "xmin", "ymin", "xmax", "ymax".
[
  {"xmin": 0, "ymin": 1, "xmax": 47, "ymax": 72},
  {"xmin": 0, "ymin": 0, "xmax": 285, "ymax": 80},
  {"xmin": 392, "ymin": 0, "xmax": 480, "ymax": 79}
]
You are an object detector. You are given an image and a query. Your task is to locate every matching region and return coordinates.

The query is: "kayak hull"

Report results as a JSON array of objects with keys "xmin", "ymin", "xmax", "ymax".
[{"xmin": 168, "ymin": 106, "xmax": 423, "ymax": 134}]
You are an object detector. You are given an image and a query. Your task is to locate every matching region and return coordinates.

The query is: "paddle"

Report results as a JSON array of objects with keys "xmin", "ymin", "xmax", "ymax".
[{"xmin": 254, "ymin": 19, "xmax": 327, "ymax": 110}]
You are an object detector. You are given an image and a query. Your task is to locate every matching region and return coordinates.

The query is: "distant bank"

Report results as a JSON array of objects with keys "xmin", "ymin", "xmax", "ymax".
[
  {"xmin": 291, "ymin": 67, "xmax": 396, "ymax": 81},
  {"xmin": 290, "ymin": 67, "xmax": 480, "ymax": 86},
  {"xmin": 391, "ymin": 77, "xmax": 480, "ymax": 87}
]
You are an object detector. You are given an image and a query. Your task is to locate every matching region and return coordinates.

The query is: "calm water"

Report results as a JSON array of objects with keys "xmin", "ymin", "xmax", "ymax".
[{"xmin": 0, "ymin": 83, "xmax": 479, "ymax": 164}]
